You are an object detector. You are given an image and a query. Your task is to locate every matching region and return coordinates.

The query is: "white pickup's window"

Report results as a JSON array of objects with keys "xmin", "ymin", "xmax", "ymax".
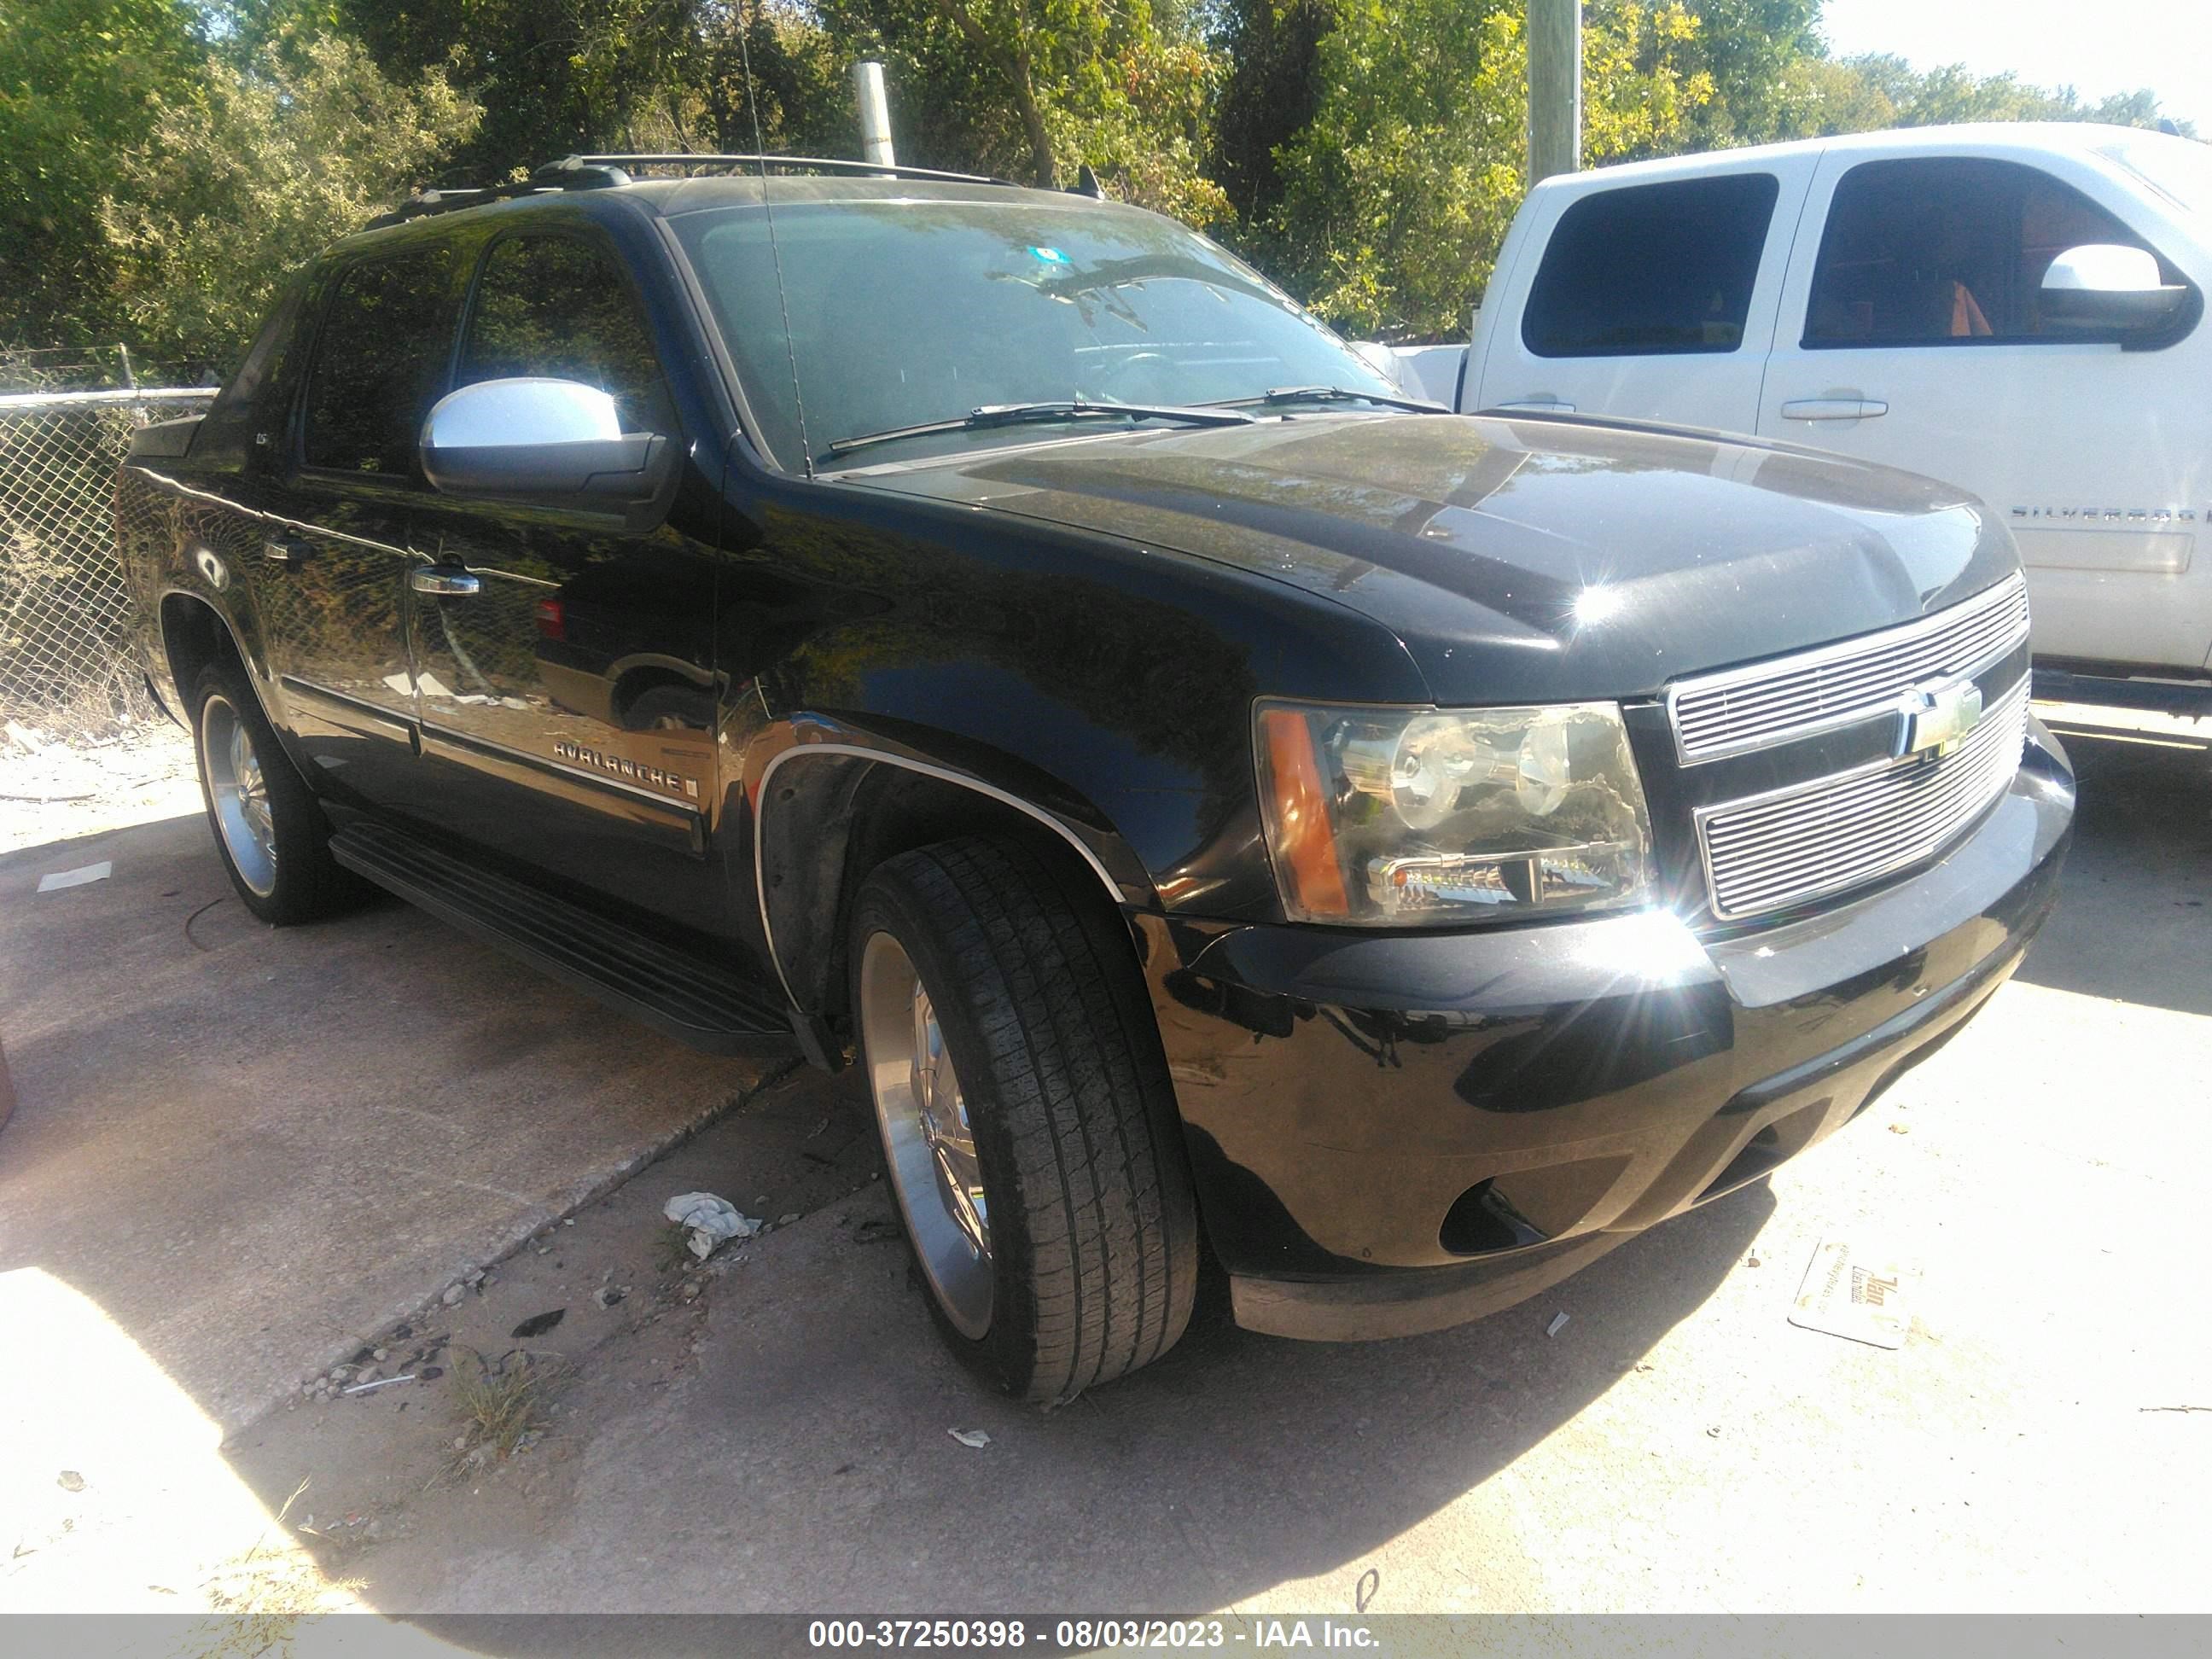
[
  {"xmin": 1520, "ymin": 174, "xmax": 1779, "ymax": 358},
  {"xmin": 1805, "ymin": 158, "xmax": 2179, "ymax": 348}
]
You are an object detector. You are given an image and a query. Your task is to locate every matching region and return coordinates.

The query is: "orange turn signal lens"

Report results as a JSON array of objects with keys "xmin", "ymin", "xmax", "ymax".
[{"xmin": 1260, "ymin": 707, "xmax": 1350, "ymax": 919}]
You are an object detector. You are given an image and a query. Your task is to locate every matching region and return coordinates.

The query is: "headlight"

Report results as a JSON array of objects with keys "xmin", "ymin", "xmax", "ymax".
[{"xmin": 1254, "ymin": 700, "xmax": 1654, "ymax": 924}]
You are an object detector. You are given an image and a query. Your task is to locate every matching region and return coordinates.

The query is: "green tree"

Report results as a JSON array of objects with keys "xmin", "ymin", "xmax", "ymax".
[
  {"xmin": 329, "ymin": 0, "xmax": 606, "ymax": 178},
  {"xmin": 0, "ymin": 0, "xmax": 204, "ymax": 348},
  {"xmin": 1802, "ymin": 53, "xmax": 2197, "ymax": 136},
  {"xmin": 1669, "ymin": 0, "xmax": 1824, "ymax": 147},
  {"xmin": 1270, "ymin": 0, "xmax": 1713, "ymax": 340},
  {"xmin": 98, "ymin": 28, "xmax": 480, "ymax": 370},
  {"xmin": 817, "ymin": 0, "xmax": 1228, "ymax": 220},
  {"xmin": 1211, "ymin": 0, "xmax": 1332, "ymax": 226}
]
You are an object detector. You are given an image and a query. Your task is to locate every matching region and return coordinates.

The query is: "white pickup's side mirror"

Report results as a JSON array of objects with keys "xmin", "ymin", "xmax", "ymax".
[
  {"xmin": 1351, "ymin": 341, "xmax": 1408, "ymax": 392},
  {"xmin": 2040, "ymin": 242, "xmax": 2190, "ymax": 332},
  {"xmin": 420, "ymin": 377, "xmax": 670, "ymax": 504}
]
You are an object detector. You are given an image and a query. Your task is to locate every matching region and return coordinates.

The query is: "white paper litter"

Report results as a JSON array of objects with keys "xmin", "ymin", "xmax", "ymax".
[
  {"xmin": 1545, "ymin": 1312, "xmax": 1569, "ymax": 1338},
  {"xmin": 663, "ymin": 1191, "xmax": 763, "ymax": 1260},
  {"xmin": 37, "ymin": 862, "xmax": 112, "ymax": 893},
  {"xmin": 341, "ymin": 1373, "xmax": 416, "ymax": 1395},
  {"xmin": 947, "ymin": 1428, "xmax": 992, "ymax": 1448}
]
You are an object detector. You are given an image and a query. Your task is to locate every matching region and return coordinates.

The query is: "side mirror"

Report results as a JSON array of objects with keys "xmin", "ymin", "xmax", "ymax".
[
  {"xmin": 420, "ymin": 378, "xmax": 672, "ymax": 504},
  {"xmin": 2040, "ymin": 243, "xmax": 2190, "ymax": 332},
  {"xmin": 1351, "ymin": 341, "xmax": 1407, "ymax": 392}
]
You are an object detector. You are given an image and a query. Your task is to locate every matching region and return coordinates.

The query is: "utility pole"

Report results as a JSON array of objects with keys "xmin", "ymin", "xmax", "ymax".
[
  {"xmin": 1527, "ymin": 0, "xmax": 1581, "ymax": 186},
  {"xmin": 853, "ymin": 61, "xmax": 896, "ymax": 168}
]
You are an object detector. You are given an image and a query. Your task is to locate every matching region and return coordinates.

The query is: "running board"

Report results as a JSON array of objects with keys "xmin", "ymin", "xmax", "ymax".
[{"xmin": 329, "ymin": 821, "xmax": 798, "ymax": 1056}]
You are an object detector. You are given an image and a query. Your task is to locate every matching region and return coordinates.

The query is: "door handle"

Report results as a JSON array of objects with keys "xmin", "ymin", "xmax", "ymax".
[
  {"xmin": 261, "ymin": 535, "xmax": 311, "ymax": 566},
  {"xmin": 1779, "ymin": 399, "xmax": 1889, "ymax": 421},
  {"xmin": 1493, "ymin": 399, "xmax": 1576, "ymax": 414},
  {"xmin": 410, "ymin": 568, "xmax": 480, "ymax": 597}
]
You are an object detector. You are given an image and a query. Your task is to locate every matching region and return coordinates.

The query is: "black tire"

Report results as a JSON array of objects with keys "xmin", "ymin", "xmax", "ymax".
[
  {"xmin": 189, "ymin": 659, "xmax": 364, "ymax": 925},
  {"xmin": 620, "ymin": 680, "xmax": 716, "ymax": 731},
  {"xmin": 850, "ymin": 835, "xmax": 1199, "ymax": 1401}
]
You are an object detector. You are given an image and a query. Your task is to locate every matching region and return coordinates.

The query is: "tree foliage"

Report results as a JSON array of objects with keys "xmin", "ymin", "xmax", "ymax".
[
  {"xmin": 0, "ymin": 0, "xmax": 205, "ymax": 349},
  {"xmin": 3, "ymin": 0, "xmax": 2201, "ymax": 368},
  {"xmin": 1263, "ymin": 1, "xmax": 1717, "ymax": 338},
  {"xmin": 98, "ymin": 30, "xmax": 479, "ymax": 370}
]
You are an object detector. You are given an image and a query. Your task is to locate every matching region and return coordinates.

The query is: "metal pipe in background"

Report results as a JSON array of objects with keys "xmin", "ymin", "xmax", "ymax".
[{"xmin": 853, "ymin": 61, "xmax": 896, "ymax": 169}]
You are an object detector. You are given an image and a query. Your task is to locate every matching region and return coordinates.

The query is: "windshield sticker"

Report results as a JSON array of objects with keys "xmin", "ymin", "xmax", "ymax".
[{"xmin": 1028, "ymin": 246, "xmax": 1070, "ymax": 265}]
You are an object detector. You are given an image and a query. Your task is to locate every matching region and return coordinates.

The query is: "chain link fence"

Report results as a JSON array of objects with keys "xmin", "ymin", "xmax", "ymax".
[{"xmin": 1, "ymin": 388, "xmax": 217, "ymax": 735}]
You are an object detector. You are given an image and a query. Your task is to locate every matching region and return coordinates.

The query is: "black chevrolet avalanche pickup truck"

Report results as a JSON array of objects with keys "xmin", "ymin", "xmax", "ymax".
[{"xmin": 116, "ymin": 155, "xmax": 2075, "ymax": 1400}]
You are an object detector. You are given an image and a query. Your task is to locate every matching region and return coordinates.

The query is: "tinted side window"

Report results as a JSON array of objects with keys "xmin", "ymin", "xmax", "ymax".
[
  {"xmin": 1806, "ymin": 158, "xmax": 2168, "ymax": 346},
  {"xmin": 301, "ymin": 248, "xmax": 456, "ymax": 474},
  {"xmin": 1522, "ymin": 174, "xmax": 1780, "ymax": 358},
  {"xmin": 457, "ymin": 235, "xmax": 673, "ymax": 434}
]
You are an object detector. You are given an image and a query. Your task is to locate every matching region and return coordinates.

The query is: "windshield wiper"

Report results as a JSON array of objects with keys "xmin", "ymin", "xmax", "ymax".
[
  {"xmin": 1208, "ymin": 385, "xmax": 1448, "ymax": 414},
  {"xmin": 823, "ymin": 399, "xmax": 1255, "ymax": 461}
]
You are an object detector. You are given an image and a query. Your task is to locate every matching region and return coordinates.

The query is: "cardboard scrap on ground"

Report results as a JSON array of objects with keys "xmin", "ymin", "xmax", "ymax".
[
  {"xmin": 36, "ymin": 861, "xmax": 112, "ymax": 894},
  {"xmin": 1789, "ymin": 1239, "xmax": 1911, "ymax": 1349}
]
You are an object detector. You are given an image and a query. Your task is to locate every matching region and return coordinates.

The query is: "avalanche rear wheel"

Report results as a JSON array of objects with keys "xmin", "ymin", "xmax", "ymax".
[{"xmin": 189, "ymin": 659, "xmax": 364, "ymax": 925}]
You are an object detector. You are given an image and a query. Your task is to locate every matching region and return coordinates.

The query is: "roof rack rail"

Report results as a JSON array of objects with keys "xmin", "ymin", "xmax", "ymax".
[
  {"xmin": 365, "ymin": 159, "xmax": 635, "ymax": 229},
  {"xmin": 548, "ymin": 153, "xmax": 1017, "ymax": 187},
  {"xmin": 368, "ymin": 151, "xmax": 1018, "ymax": 229}
]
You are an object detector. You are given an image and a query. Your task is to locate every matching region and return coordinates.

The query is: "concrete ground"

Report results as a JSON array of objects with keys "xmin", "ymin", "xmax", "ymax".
[
  {"xmin": 0, "ymin": 783, "xmax": 773, "ymax": 1611},
  {"xmin": 3, "ymin": 713, "xmax": 2209, "ymax": 1627}
]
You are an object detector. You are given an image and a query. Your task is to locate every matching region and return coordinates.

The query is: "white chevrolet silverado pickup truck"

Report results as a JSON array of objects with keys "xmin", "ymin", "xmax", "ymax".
[{"xmin": 1452, "ymin": 123, "xmax": 2212, "ymax": 713}]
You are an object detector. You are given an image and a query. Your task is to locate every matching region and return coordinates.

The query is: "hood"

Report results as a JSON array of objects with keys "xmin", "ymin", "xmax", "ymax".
[{"xmin": 847, "ymin": 412, "xmax": 2017, "ymax": 705}]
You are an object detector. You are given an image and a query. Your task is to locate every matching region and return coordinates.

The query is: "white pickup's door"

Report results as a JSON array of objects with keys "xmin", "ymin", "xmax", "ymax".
[
  {"xmin": 1473, "ymin": 156, "xmax": 1818, "ymax": 434},
  {"xmin": 1756, "ymin": 148, "xmax": 2212, "ymax": 672}
]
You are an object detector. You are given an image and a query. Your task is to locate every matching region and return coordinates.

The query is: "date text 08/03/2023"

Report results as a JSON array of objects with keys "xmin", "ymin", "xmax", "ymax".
[{"xmin": 806, "ymin": 1620, "xmax": 1382, "ymax": 1650}]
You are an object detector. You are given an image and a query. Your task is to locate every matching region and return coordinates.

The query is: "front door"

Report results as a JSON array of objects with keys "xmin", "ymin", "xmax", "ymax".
[
  {"xmin": 1474, "ymin": 161, "xmax": 1814, "ymax": 433},
  {"xmin": 401, "ymin": 227, "xmax": 725, "ymax": 933},
  {"xmin": 1756, "ymin": 151, "xmax": 2212, "ymax": 670},
  {"xmin": 255, "ymin": 244, "xmax": 458, "ymax": 809}
]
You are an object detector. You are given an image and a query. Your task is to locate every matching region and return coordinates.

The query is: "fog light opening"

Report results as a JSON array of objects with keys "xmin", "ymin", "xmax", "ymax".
[
  {"xmin": 1701, "ymin": 1103, "xmax": 1827, "ymax": 1202},
  {"xmin": 1438, "ymin": 1179, "xmax": 1551, "ymax": 1257}
]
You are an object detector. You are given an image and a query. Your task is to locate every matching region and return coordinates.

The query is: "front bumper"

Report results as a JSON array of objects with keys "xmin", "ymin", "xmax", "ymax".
[{"xmin": 1143, "ymin": 722, "xmax": 2075, "ymax": 1342}]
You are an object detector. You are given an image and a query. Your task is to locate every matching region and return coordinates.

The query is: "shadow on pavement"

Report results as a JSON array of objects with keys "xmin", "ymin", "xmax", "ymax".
[
  {"xmin": 2017, "ymin": 725, "xmax": 2212, "ymax": 1017},
  {"xmin": 355, "ymin": 1167, "xmax": 1772, "ymax": 1619}
]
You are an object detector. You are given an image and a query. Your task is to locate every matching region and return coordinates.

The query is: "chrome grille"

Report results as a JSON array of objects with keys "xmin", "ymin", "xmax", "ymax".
[
  {"xmin": 1669, "ymin": 573, "xmax": 2029, "ymax": 764},
  {"xmin": 1696, "ymin": 677, "xmax": 2029, "ymax": 921}
]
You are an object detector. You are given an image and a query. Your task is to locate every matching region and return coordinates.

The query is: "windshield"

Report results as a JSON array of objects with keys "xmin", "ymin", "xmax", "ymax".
[
  {"xmin": 670, "ymin": 196, "xmax": 1400, "ymax": 469},
  {"xmin": 2098, "ymin": 133, "xmax": 2212, "ymax": 219}
]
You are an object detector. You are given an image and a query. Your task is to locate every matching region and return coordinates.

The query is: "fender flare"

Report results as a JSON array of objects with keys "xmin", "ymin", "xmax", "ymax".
[
  {"xmin": 750, "ymin": 732, "xmax": 1145, "ymax": 1018},
  {"xmin": 154, "ymin": 585, "xmax": 276, "ymax": 720}
]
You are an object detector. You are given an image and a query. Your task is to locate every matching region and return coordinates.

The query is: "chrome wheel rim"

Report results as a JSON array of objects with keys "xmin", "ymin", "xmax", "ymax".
[
  {"xmin": 860, "ymin": 930, "xmax": 993, "ymax": 1338},
  {"xmin": 200, "ymin": 693, "xmax": 277, "ymax": 897}
]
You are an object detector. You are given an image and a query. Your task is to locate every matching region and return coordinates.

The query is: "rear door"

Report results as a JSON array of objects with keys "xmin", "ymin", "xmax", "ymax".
[
  {"xmin": 1474, "ymin": 160, "xmax": 1816, "ymax": 433},
  {"xmin": 1756, "ymin": 151, "xmax": 2212, "ymax": 670},
  {"xmin": 400, "ymin": 224, "xmax": 725, "ymax": 930},
  {"xmin": 255, "ymin": 244, "xmax": 457, "ymax": 807}
]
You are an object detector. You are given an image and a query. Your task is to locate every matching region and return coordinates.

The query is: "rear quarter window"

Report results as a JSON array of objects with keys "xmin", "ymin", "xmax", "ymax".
[{"xmin": 1522, "ymin": 174, "xmax": 1780, "ymax": 358}]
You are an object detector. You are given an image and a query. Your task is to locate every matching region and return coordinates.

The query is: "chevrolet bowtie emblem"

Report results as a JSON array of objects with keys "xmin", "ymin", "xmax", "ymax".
[{"xmin": 1897, "ymin": 676, "xmax": 1984, "ymax": 760}]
